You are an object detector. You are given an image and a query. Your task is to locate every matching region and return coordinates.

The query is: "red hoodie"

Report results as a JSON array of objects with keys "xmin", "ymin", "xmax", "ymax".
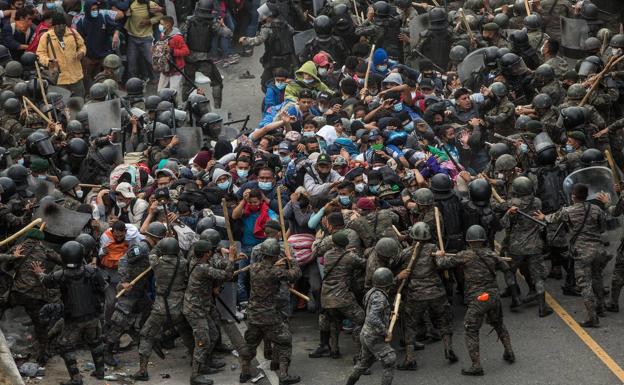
[
  {"xmin": 27, "ymin": 22, "xmax": 50, "ymax": 52},
  {"xmin": 161, "ymin": 28, "xmax": 190, "ymax": 76}
]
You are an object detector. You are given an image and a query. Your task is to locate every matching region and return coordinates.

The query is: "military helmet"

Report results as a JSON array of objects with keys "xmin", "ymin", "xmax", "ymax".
[
  {"xmin": 581, "ymin": 2, "xmax": 599, "ymax": 20},
  {"xmin": 0, "ymin": 90, "xmax": 16, "ymax": 105},
  {"xmin": 409, "ymin": 222, "xmax": 431, "ymax": 241},
  {"xmin": 428, "ymin": 7, "xmax": 447, "ymax": 24},
  {"xmin": 513, "ymin": 0, "xmax": 527, "ymax": 16},
  {"xmin": 500, "ymin": 52, "xmax": 521, "ymax": 69},
  {"xmin": 494, "ymin": 153, "xmax": 517, "ymax": 172},
  {"xmin": 196, "ymin": 216, "xmax": 216, "ymax": 234},
  {"xmin": 103, "ymin": 79, "xmax": 118, "ymax": 95},
  {"xmin": 153, "ymin": 122, "xmax": 173, "ymax": 141},
  {"xmin": 578, "ymin": 55, "xmax": 603, "ymax": 77},
  {"xmin": 12, "ymin": 82, "xmax": 27, "ymax": 98},
  {"xmin": 465, "ymin": 224, "xmax": 487, "ymax": 242},
  {"xmin": 5, "ymin": 61, "xmax": 23, "ymax": 78},
  {"xmin": 187, "ymin": 93, "xmax": 210, "ymax": 117},
  {"xmin": 375, "ymin": 237, "xmax": 400, "ymax": 258},
  {"xmin": 89, "ymin": 83, "xmax": 108, "ymax": 101},
  {"xmin": 468, "ymin": 178, "xmax": 492, "ymax": 205},
  {"xmin": 75, "ymin": 233, "xmax": 97, "ymax": 256},
  {"xmin": 532, "ymin": 93, "xmax": 552, "ymax": 109},
  {"xmin": 68, "ymin": 138, "xmax": 89, "ymax": 158},
  {"xmin": 580, "ymin": 148, "xmax": 604, "ymax": 166},
  {"xmin": 196, "ymin": 0, "xmax": 215, "ymax": 18},
  {"xmin": 145, "ymin": 95, "xmax": 162, "ymax": 111},
  {"xmin": 332, "ymin": 231, "xmax": 350, "ymax": 247},
  {"xmin": 523, "ymin": 13, "xmax": 542, "ymax": 29},
  {"xmin": 561, "ymin": 106, "xmax": 585, "ymax": 129},
  {"xmin": 464, "ymin": 0, "xmax": 483, "ymax": 11},
  {"xmin": 97, "ymin": 145, "xmax": 120, "ymax": 165},
  {"xmin": 102, "ymin": 54, "xmax": 122, "ymax": 69},
  {"xmin": 0, "ymin": 177, "xmax": 16, "ymax": 202},
  {"xmin": 66, "ymin": 120, "xmax": 84, "ymax": 134},
  {"xmin": 512, "ymin": 176, "xmax": 533, "ymax": 196},
  {"xmin": 610, "ymin": 34, "xmax": 624, "ymax": 49},
  {"xmin": 489, "ymin": 142, "xmax": 511, "ymax": 158},
  {"xmin": 260, "ymin": 238, "xmax": 281, "ymax": 257},
  {"xmin": 314, "ymin": 15, "xmax": 333, "ymax": 38},
  {"xmin": 61, "ymin": 241, "xmax": 85, "ymax": 268},
  {"xmin": 430, "ymin": 173, "xmax": 453, "ymax": 194},
  {"xmin": 194, "ymin": 240, "xmax": 214, "ymax": 255},
  {"xmin": 333, "ymin": 3, "xmax": 349, "ymax": 16},
  {"xmin": 583, "ymin": 37, "xmax": 601, "ymax": 52},
  {"xmin": 373, "ymin": 1, "xmax": 391, "ymax": 17},
  {"xmin": 449, "ymin": 45, "xmax": 468, "ymax": 62},
  {"xmin": 127, "ymin": 242, "xmax": 150, "ymax": 264},
  {"xmin": 59, "ymin": 175, "xmax": 80, "ymax": 193},
  {"xmin": 159, "ymin": 237, "xmax": 180, "ymax": 255},
  {"xmin": 76, "ymin": 108, "xmax": 89, "ymax": 124},
  {"xmin": 394, "ymin": 0, "xmax": 410, "ymax": 9},
  {"xmin": 567, "ymin": 83, "xmax": 587, "ymax": 101},
  {"xmin": 372, "ymin": 267, "xmax": 394, "ymax": 288},
  {"xmin": 534, "ymin": 64, "xmax": 554, "ymax": 83},
  {"xmin": 145, "ymin": 221, "xmax": 167, "ymax": 239},
  {"xmin": 493, "ymin": 12, "xmax": 509, "ymax": 28},
  {"xmin": 414, "ymin": 188, "xmax": 434, "ymax": 205},
  {"xmin": 125, "ymin": 77, "xmax": 145, "ymax": 98},
  {"xmin": 158, "ymin": 88, "xmax": 178, "ymax": 103},
  {"xmin": 200, "ymin": 228, "xmax": 222, "ymax": 245},
  {"xmin": 20, "ymin": 52, "xmax": 36, "ymax": 67},
  {"xmin": 3, "ymin": 97, "xmax": 20, "ymax": 115},
  {"xmin": 489, "ymin": 81, "xmax": 507, "ymax": 97},
  {"xmin": 510, "ymin": 29, "xmax": 529, "ymax": 46}
]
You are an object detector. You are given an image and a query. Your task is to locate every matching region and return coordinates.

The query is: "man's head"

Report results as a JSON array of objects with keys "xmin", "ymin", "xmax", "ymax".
[
  {"xmin": 263, "ymin": 219, "xmax": 281, "ymax": 239},
  {"xmin": 245, "ymin": 188, "xmax": 264, "ymax": 210},
  {"xmin": 454, "ymin": 88, "xmax": 472, "ymax": 110},
  {"xmin": 257, "ymin": 167, "xmax": 275, "ymax": 191},
  {"xmin": 52, "ymin": 13, "xmax": 67, "ymax": 36},
  {"xmin": 337, "ymin": 181, "xmax": 355, "ymax": 207},
  {"xmin": 11, "ymin": 0, "xmax": 24, "ymax": 9},
  {"xmin": 326, "ymin": 211, "xmax": 345, "ymax": 233},
  {"xmin": 297, "ymin": 89, "xmax": 315, "ymax": 112},
  {"xmin": 112, "ymin": 220, "xmax": 127, "ymax": 243},
  {"xmin": 160, "ymin": 15, "xmax": 174, "ymax": 33},
  {"xmin": 571, "ymin": 183, "xmax": 588, "ymax": 203},
  {"xmin": 14, "ymin": 8, "xmax": 32, "ymax": 32}
]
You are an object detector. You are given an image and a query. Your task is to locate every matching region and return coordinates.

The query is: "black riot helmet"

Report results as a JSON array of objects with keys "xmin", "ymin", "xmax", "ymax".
[
  {"xmin": 158, "ymin": 88, "xmax": 178, "ymax": 104},
  {"xmin": 145, "ymin": 95, "xmax": 163, "ymax": 111},
  {"xmin": 578, "ymin": 56, "xmax": 603, "ymax": 77},
  {"xmin": 195, "ymin": 0, "xmax": 215, "ymax": 18},
  {"xmin": 20, "ymin": 51, "xmax": 36, "ymax": 68},
  {"xmin": 187, "ymin": 93, "xmax": 211, "ymax": 119},
  {"xmin": 314, "ymin": 15, "xmax": 333, "ymax": 38},
  {"xmin": 580, "ymin": 148, "xmax": 605, "ymax": 167},
  {"xmin": 523, "ymin": 14, "xmax": 542, "ymax": 30},
  {"xmin": 59, "ymin": 175, "xmax": 80, "ymax": 193},
  {"xmin": 466, "ymin": 224, "xmax": 487, "ymax": 242},
  {"xmin": 196, "ymin": 216, "xmax": 216, "ymax": 234},
  {"xmin": 483, "ymin": 46, "xmax": 499, "ymax": 68},
  {"xmin": 532, "ymin": 93, "xmax": 552, "ymax": 110},
  {"xmin": 126, "ymin": 242, "xmax": 150, "ymax": 264},
  {"xmin": 533, "ymin": 64, "xmax": 554, "ymax": 86},
  {"xmin": 3, "ymin": 98, "xmax": 20, "ymax": 115},
  {"xmin": 61, "ymin": 241, "xmax": 85, "ymax": 268},
  {"xmin": 200, "ymin": 228, "xmax": 222, "ymax": 245},
  {"xmin": 449, "ymin": 45, "xmax": 468, "ymax": 62},
  {"xmin": 153, "ymin": 122, "xmax": 173, "ymax": 141},
  {"xmin": 68, "ymin": 138, "xmax": 89, "ymax": 158},
  {"xmin": 500, "ymin": 52, "xmax": 522, "ymax": 75},
  {"xmin": 510, "ymin": 29, "xmax": 530, "ymax": 50},
  {"xmin": 75, "ymin": 233, "xmax": 97, "ymax": 257},
  {"xmin": 373, "ymin": 1, "xmax": 391, "ymax": 17},
  {"xmin": 468, "ymin": 178, "xmax": 492, "ymax": 207},
  {"xmin": 7, "ymin": 164, "xmax": 29, "ymax": 185},
  {"xmin": 488, "ymin": 142, "xmax": 511, "ymax": 159},
  {"xmin": 428, "ymin": 7, "xmax": 447, "ymax": 29},
  {"xmin": 125, "ymin": 77, "xmax": 145, "ymax": 100},
  {"xmin": 430, "ymin": 173, "xmax": 453, "ymax": 199},
  {"xmin": 66, "ymin": 120, "xmax": 84, "ymax": 135},
  {"xmin": 560, "ymin": 106, "xmax": 585, "ymax": 130},
  {"xmin": 534, "ymin": 132, "xmax": 557, "ymax": 166},
  {"xmin": 0, "ymin": 177, "xmax": 16, "ymax": 202},
  {"xmin": 97, "ymin": 145, "xmax": 119, "ymax": 165},
  {"xmin": 199, "ymin": 112, "xmax": 223, "ymax": 139}
]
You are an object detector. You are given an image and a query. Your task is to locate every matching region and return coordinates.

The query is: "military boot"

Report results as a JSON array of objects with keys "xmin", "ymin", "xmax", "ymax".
[
  {"xmin": 239, "ymin": 361, "xmax": 252, "ymax": 383},
  {"xmin": 90, "ymin": 344, "xmax": 106, "ymax": 379},
  {"xmin": 61, "ymin": 356, "xmax": 83, "ymax": 385},
  {"xmin": 461, "ymin": 348, "xmax": 484, "ymax": 376},
  {"xmin": 309, "ymin": 330, "xmax": 331, "ymax": 358},
  {"xmin": 498, "ymin": 328, "xmax": 515, "ymax": 363},
  {"xmin": 345, "ymin": 375, "xmax": 359, "ymax": 385},
  {"xmin": 442, "ymin": 335, "xmax": 458, "ymax": 363},
  {"xmin": 133, "ymin": 355, "xmax": 149, "ymax": 381},
  {"xmin": 103, "ymin": 342, "xmax": 118, "ymax": 367},
  {"xmin": 537, "ymin": 293, "xmax": 553, "ymax": 317},
  {"xmin": 580, "ymin": 300, "xmax": 600, "ymax": 328},
  {"xmin": 191, "ymin": 360, "xmax": 214, "ymax": 385},
  {"xmin": 397, "ymin": 344, "xmax": 417, "ymax": 370},
  {"xmin": 509, "ymin": 284, "xmax": 523, "ymax": 310},
  {"xmin": 278, "ymin": 362, "xmax": 301, "ymax": 385},
  {"xmin": 606, "ymin": 283, "xmax": 622, "ymax": 312}
]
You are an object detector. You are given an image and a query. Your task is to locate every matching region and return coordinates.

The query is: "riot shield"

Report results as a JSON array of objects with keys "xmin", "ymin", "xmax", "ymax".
[
  {"xmin": 312, "ymin": 0, "xmax": 324, "ymax": 15},
  {"xmin": 48, "ymin": 86, "xmax": 71, "ymax": 105},
  {"xmin": 562, "ymin": 166, "xmax": 616, "ymax": 204},
  {"xmin": 458, "ymin": 47, "xmax": 486, "ymax": 83},
  {"xmin": 294, "ymin": 29, "xmax": 316, "ymax": 56},
  {"xmin": 34, "ymin": 199, "xmax": 92, "ymax": 238},
  {"xmin": 175, "ymin": 126, "xmax": 203, "ymax": 160},
  {"xmin": 86, "ymin": 99, "xmax": 122, "ymax": 138},
  {"xmin": 560, "ymin": 17, "xmax": 589, "ymax": 59},
  {"xmin": 409, "ymin": 13, "xmax": 429, "ymax": 47},
  {"xmin": 534, "ymin": 132, "xmax": 555, "ymax": 154}
]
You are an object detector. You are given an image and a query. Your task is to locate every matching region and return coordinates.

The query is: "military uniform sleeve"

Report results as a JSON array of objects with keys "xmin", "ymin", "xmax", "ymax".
[
  {"xmin": 245, "ymin": 25, "xmax": 271, "ymax": 46},
  {"xmin": 367, "ymin": 291, "xmax": 389, "ymax": 335},
  {"xmin": 274, "ymin": 262, "xmax": 301, "ymax": 283}
]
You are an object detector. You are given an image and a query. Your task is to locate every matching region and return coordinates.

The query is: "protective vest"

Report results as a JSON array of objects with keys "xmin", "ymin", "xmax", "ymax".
[
  {"xmin": 61, "ymin": 267, "xmax": 101, "ymax": 321},
  {"xmin": 186, "ymin": 16, "xmax": 214, "ymax": 53}
]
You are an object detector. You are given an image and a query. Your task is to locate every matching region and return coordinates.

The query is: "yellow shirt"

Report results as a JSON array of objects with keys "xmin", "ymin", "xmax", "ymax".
[
  {"xmin": 125, "ymin": 0, "xmax": 162, "ymax": 38},
  {"xmin": 36, "ymin": 28, "xmax": 86, "ymax": 85}
]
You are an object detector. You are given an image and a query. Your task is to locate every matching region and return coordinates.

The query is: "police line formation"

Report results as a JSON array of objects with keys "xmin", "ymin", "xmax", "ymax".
[{"xmin": 0, "ymin": 0, "xmax": 623, "ymax": 384}]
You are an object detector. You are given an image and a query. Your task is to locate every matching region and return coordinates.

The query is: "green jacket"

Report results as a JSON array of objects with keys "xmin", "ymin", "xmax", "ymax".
[{"xmin": 284, "ymin": 61, "xmax": 334, "ymax": 101}]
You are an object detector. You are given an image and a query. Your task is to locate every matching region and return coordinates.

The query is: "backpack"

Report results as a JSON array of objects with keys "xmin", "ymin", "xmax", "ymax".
[{"xmin": 152, "ymin": 37, "xmax": 173, "ymax": 73}]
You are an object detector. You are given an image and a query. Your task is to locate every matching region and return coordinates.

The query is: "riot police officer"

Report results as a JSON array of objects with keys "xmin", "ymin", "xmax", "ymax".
[{"xmin": 300, "ymin": 15, "xmax": 348, "ymax": 67}]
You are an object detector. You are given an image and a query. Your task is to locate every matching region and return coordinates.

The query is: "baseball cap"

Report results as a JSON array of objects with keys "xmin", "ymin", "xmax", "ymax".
[
  {"xmin": 333, "ymin": 155, "xmax": 347, "ymax": 166},
  {"xmin": 278, "ymin": 141, "xmax": 291, "ymax": 154},
  {"xmin": 313, "ymin": 52, "xmax": 330, "ymax": 67},
  {"xmin": 420, "ymin": 78, "xmax": 434, "ymax": 90},
  {"xmin": 317, "ymin": 153, "xmax": 331, "ymax": 165},
  {"xmin": 116, "ymin": 182, "xmax": 136, "ymax": 198}
]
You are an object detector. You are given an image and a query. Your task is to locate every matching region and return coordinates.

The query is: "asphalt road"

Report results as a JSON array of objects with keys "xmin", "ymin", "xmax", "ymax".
[{"xmin": 6, "ymin": 44, "xmax": 624, "ymax": 385}]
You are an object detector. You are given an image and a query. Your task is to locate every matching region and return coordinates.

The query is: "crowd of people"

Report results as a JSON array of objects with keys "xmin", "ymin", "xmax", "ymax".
[{"xmin": 0, "ymin": 0, "xmax": 623, "ymax": 384}]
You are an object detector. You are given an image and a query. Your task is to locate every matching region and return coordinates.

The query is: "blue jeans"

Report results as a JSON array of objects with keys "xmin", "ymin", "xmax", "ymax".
[
  {"xmin": 212, "ymin": 12, "xmax": 235, "ymax": 58},
  {"xmin": 244, "ymin": 0, "xmax": 260, "ymax": 37},
  {"xmin": 237, "ymin": 244, "xmax": 254, "ymax": 303},
  {"xmin": 127, "ymin": 35, "xmax": 155, "ymax": 81}
]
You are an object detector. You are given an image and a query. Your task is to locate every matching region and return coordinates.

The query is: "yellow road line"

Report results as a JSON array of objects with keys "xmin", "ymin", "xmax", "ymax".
[{"xmin": 545, "ymin": 292, "xmax": 624, "ymax": 383}]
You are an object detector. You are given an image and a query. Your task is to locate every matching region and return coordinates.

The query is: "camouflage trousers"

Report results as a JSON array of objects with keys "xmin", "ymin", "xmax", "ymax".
[
  {"xmin": 349, "ymin": 331, "xmax": 396, "ymax": 385},
  {"xmin": 104, "ymin": 291, "xmax": 152, "ymax": 346},
  {"xmin": 402, "ymin": 294, "xmax": 452, "ymax": 346},
  {"xmin": 184, "ymin": 310, "xmax": 220, "ymax": 366},
  {"xmin": 138, "ymin": 310, "xmax": 195, "ymax": 358},
  {"xmin": 464, "ymin": 293, "xmax": 512, "ymax": 366},
  {"xmin": 8, "ymin": 292, "xmax": 50, "ymax": 359},
  {"xmin": 58, "ymin": 318, "xmax": 105, "ymax": 380},
  {"xmin": 573, "ymin": 250, "xmax": 611, "ymax": 306},
  {"xmin": 509, "ymin": 253, "xmax": 547, "ymax": 294},
  {"xmin": 319, "ymin": 301, "xmax": 365, "ymax": 354},
  {"xmin": 240, "ymin": 321, "xmax": 292, "ymax": 366},
  {"xmin": 610, "ymin": 250, "xmax": 624, "ymax": 304}
]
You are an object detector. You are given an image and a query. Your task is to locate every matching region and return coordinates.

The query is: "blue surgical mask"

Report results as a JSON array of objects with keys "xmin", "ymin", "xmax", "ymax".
[
  {"xmin": 217, "ymin": 180, "xmax": 231, "ymax": 190},
  {"xmin": 302, "ymin": 131, "xmax": 315, "ymax": 138},
  {"xmin": 303, "ymin": 78, "xmax": 315, "ymax": 85},
  {"xmin": 564, "ymin": 144, "xmax": 574, "ymax": 153},
  {"xmin": 377, "ymin": 64, "xmax": 388, "ymax": 72},
  {"xmin": 393, "ymin": 103, "xmax": 403, "ymax": 112},
  {"xmin": 339, "ymin": 195, "xmax": 351, "ymax": 206},
  {"xmin": 258, "ymin": 181, "xmax": 273, "ymax": 191},
  {"xmin": 280, "ymin": 155, "xmax": 291, "ymax": 164},
  {"xmin": 519, "ymin": 143, "xmax": 528, "ymax": 154},
  {"xmin": 158, "ymin": 24, "xmax": 165, "ymax": 33},
  {"xmin": 355, "ymin": 183, "xmax": 365, "ymax": 193},
  {"xmin": 90, "ymin": 10, "xmax": 99, "ymax": 17},
  {"xmin": 46, "ymin": 2, "xmax": 56, "ymax": 9},
  {"xmin": 318, "ymin": 67, "xmax": 328, "ymax": 76},
  {"xmin": 237, "ymin": 168, "xmax": 249, "ymax": 178},
  {"xmin": 17, "ymin": 159, "xmax": 24, "ymax": 165},
  {"xmin": 403, "ymin": 121, "xmax": 414, "ymax": 132},
  {"xmin": 369, "ymin": 185, "xmax": 379, "ymax": 194},
  {"xmin": 275, "ymin": 82, "xmax": 287, "ymax": 90},
  {"xmin": 37, "ymin": 174, "xmax": 47, "ymax": 180}
]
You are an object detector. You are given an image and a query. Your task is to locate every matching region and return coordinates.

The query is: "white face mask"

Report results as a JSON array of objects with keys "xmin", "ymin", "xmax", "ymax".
[
  {"xmin": 75, "ymin": 190, "xmax": 84, "ymax": 199},
  {"xmin": 117, "ymin": 201, "xmax": 127, "ymax": 208},
  {"xmin": 355, "ymin": 183, "xmax": 365, "ymax": 193}
]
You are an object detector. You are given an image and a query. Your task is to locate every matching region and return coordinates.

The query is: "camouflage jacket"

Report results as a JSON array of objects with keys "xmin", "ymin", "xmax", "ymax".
[
  {"xmin": 149, "ymin": 252, "xmax": 188, "ymax": 316},
  {"xmin": 312, "ymin": 227, "xmax": 363, "ymax": 258},
  {"xmin": 183, "ymin": 257, "xmax": 234, "ymax": 317},
  {"xmin": 364, "ymin": 248, "xmax": 402, "ymax": 291},
  {"xmin": 500, "ymin": 196, "xmax": 545, "ymax": 256},
  {"xmin": 246, "ymin": 258, "xmax": 301, "ymax": 325},
  {"xmin": 321, "ymin": 246, "xmax": 366, "ymax": 309},
  {"xmin": 544, "ymin": 56, "xmax": 569, "ymax": 78},
  {"xmin": 362, "ymin": 287, "xmax": 391, "ymax": 337},
  {"xmin": 0, "ymin": 203, "xmax": 31, "ymax": 239},
  {"xmin": 398, "ymin": 243, "xmax": 445, "ymax": 301},
  {"xmin": 539, "ymin": 79, "xmax": 565, "ymax": 106},
  {"xmin": 544, "ymin": 202, "xmax": 606, "ymax": 252},
  {"xmin": 483, "ymin": 98, "xmax": 516, "ymax": 137},
  {"xmin": 6, "ymin": 239, "xmax": 61, "ymax": 301}
]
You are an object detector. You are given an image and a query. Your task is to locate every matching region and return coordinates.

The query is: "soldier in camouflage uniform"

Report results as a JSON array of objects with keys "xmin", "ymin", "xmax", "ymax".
[
  {"xmin": 562, "ymin": 131, "xmax": 587, "ymax": 172},
  {"xmin": 103, "ymin": 222, "xmax": 166, "ymax": 367},
  {"xmin": 437, "ymin": 225, "xmax": 517, "ymax": 376},
  {"xmin": 408, "ymin": 188, "xmax": 441, "ymax": 237},
  {"xmin": 560, "ymin": 84, "xmax": 606, "ymax": 129},
  {"xmin": 184, "ymin": 240, "xmax": 235, "ymax": 385},
  {"xmin": 500, "ymin": 177, "xmax": 553, "ymax": 316},
  {"xmin": 0, "ymin": 187, "xmax": 32, "ymax": 240},
  {"xmin": 364, "ymin": 237, "xmax": 402, "ymax": 290},
  {"xmin": 58, "ymin": 175, "xmax": 84, "ymax": 210},
  {"xmin": 145, "ymin": 123, "xmax": 179, "ymax": 169},
  {"xmin": 396, "ymin": 223, "xmax": 456, "ymax": 371},
  {"xmin": 350, "ymin": 198, "xmax": 400, "ymax": 249},
  {"xmin": 239, "ymin": 238, "xmax": 302, "ymax": 385},
  {"xmin": 134, "ymin": 237, "xmax": 195, "ymax": 381},
  {"xmin": 604, "ymin": 190, "xmax": 624, "ymax": 313},
  {"xmin": 482, "ymin": 82, "xmax": 516, "ymax": 138},
  {"xmin": 346, "ymin": 267, "xmax": 396, "ymax": 385},
  {"xmin": 0, "ymin": 235, "xmax": 61, "ymax": 365},
  {"xmin": 320, "ymin": 231, "xmax": 366, "ymax": 360},
  {"xmin": 1, "ymin": 97, "xmax": 24, "ymax": 136},
  {"xmin": 533, "ymin": 64, "xmax": 565, "ymax": 105},
  {"xmin": 536, "ymin": 184, "xmax": 608, "ymax": 327}
]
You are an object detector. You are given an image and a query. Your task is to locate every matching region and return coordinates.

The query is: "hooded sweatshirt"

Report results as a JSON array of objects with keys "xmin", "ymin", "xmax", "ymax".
[
  {"xmin": 284, "ymin": 61, "xmax": 333, "ymax": 101},
  {"xmin": 77, "ymin": 0, "xmax": 119, "ymax": 59},
  {"xmin": 161, "ymin": 26, "xmax": 190, "ymax": 75}
]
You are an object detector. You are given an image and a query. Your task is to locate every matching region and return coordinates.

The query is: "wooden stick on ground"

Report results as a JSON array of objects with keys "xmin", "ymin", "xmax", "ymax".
[
  {"xmin": 116, "ymin": 266, "xmax": 152, "ymax": 298},
  {"xmin": 0, "ymin": 218, "xmax": 43, "ymax": 247}
]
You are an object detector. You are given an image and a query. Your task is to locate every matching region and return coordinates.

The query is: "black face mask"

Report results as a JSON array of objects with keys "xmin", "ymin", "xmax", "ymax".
[{"xmin": 299, "ymin": 196, "xmax": 309, "ymax": 208}]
